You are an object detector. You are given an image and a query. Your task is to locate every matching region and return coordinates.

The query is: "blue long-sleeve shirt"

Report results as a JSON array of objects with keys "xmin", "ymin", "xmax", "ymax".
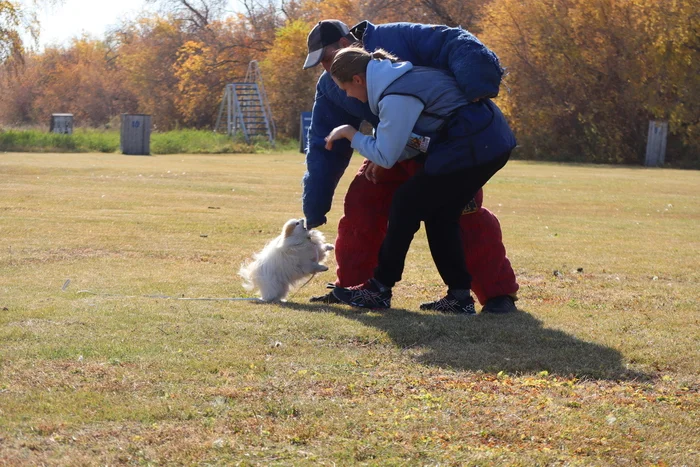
[{"xmin": 302, "ymin": 21, "xmax": 504, "ymax": 228}]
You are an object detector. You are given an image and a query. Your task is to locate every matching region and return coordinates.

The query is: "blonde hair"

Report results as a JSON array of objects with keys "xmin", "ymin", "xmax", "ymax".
[{"xmin": 330, "ymin": 47, "xmax": 399, "ymax": 83}]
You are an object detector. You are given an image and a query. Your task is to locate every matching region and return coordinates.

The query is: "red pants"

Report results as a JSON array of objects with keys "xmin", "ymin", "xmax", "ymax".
[{"xmin": 334, "ymin": 160, "xmax": 518, "ymax": 305}]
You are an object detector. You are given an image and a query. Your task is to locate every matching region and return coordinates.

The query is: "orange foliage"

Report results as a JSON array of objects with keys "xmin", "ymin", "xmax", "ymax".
[
  {"xmin": 1, "ymin": 37, "xmax": 137, "ymax": 127},
  {"xmin": 481, "ymin": 0, "xmax": 699, "ymax": 164},
  {"xmin": 116, "ymin": 17, "xmax": 188, "ymax": 129}
]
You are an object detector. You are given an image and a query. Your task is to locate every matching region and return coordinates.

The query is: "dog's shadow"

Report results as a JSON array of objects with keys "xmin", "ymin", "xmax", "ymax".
[{"xmin": 278, "ymin": 302, "xmax": 645, "ymax": 381}]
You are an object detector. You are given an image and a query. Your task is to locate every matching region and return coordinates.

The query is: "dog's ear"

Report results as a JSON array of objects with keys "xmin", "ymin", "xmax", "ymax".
[{"xmin": 283, "ymin": 220, "xmax": 298, "ymax": 238}]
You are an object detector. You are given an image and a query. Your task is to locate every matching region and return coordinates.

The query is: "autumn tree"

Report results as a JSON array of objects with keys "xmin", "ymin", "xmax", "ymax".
[
  {"xmin": 260, "ymin": 19, "xmax": 319, "ymax": 137},
  {"xmin": 0, "ymin": 0, "xmax": 42, "ymax": 65},
  {"xmin": 1, "ymin": 1, "xmax": 66, "ymax": 65},
  {"xmin": 173, "ymin": 16, "xmax": 259, "ymax": 127},
  {"xmin": 32, "ymin": 38, "xmax": 137, "ymax": 126},
  {"xmin": 293, "ymin": 0, "xmax": 492, "ymax": 30},
  {"xmin": 0, "ymin": 1, "xmax": 26, "ymax": 65},
  {"xmin": 0, "ymin": 37, "xmax": 137, "ymax": 127},
  {"xmin": 137, "ymin": 1, "xmax": 276, "ymax": 128},
  {"xmin": 637, "ymin": 0, "xmax": 700, "ymax": 162},
  {"xmin": 403, "ymin": 0, "xmax": 493, "ymax": 30},
  {"xmin": 113, "ymin": 17, "xmax": 189, "ymax": 129},
  {"xmin": 482, "ymin": 0, "xmax": 699, "ymax": 165},
  {"xmin": 147, "ymin": 0, "xmax": 229, "ymax": 31},
  {"xmin": 0, "ymin": 52, "xmax": 41, "ymax": 123},
  {"xmin": 241, "ymin": 0, "xmax": 288, "ymax": 44}
]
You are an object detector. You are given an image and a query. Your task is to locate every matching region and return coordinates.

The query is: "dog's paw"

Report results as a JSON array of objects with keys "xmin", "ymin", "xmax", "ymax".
[{"xmin": 324, "ymin": 244, "xmax": 334, "ymax": 251}]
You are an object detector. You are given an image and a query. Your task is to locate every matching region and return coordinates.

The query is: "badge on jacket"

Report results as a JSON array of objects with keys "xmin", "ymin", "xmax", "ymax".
[{"xmin": 406, "ymin": 133, "xmax": 431, "ymax": 153}]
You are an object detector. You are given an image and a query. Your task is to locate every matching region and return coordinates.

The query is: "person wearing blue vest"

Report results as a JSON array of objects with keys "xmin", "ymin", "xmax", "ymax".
[
  {"xmin": 325, "ymin": 47, "xmax": 516, "ymax": 312},
  {"xmin": 303, "ymin": 20, "xmax": 519, "ymax": 313}
]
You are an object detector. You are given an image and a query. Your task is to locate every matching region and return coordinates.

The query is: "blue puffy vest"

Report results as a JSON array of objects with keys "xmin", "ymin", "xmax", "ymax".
[{"xmin": 380, "ymin": 67, "xmax": 517, "ymax": 174}]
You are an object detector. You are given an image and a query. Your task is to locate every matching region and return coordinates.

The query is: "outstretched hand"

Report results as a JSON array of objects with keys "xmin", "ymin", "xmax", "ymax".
[
  {"xmin": 364, "ymin": 162, "xmax": 389, "ymax": 184},
  {"xmin": 325, "ymin": 125, "xmax": 357, "ymax": 150}
]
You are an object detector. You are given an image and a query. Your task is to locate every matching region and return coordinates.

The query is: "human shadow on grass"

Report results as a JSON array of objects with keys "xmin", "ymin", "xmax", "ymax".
[{"xmin": 278, "ymin": 302, "xmax": 648, "ymax": 381}]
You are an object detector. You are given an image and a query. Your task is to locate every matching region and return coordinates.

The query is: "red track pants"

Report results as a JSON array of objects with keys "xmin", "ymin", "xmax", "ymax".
[{"xmin": 333, "ymin": 160, "xmax": 518, "ymax": 305}]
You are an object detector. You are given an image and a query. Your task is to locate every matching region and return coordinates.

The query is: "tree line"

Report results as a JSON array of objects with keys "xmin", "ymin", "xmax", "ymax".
[{"xmin": 1, "ymin": 0, "xmax": 698, "ymax": 166}]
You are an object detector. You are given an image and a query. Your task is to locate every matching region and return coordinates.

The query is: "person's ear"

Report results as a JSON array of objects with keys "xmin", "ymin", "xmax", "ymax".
[
  {"xmin": 338, "ymin": 37, "xmax": 352, "ymax": 48},
  {"xmin": 353, "ymin": 74, "xmax": 364, "ymax": 86}
]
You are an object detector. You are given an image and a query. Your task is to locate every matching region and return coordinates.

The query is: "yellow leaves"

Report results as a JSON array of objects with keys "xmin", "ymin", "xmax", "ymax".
[
  {"xmin": 263, "ymin": 19, "xmax": 310, "ymax": 64},
  {"xmin": 174, "ymin": 40, "xmax": 211, "ymax": 88},
  {"xmin": 298, "ymin": 0, "xmax": 359, "ymax": 26},
  {"xmin": 524, "ymin": 379, "xmax": 546, "ymax": 388},
  {"xmin": 412, "ymin": 389, "xmax": 436, "ymax": 400},
  {"xmin": 178, "ymin": 40, "xmax": 209, "ymax": 57},
  {"xmin": 411, "ymin": 389, "xmax": 443, "ymax": 408}
]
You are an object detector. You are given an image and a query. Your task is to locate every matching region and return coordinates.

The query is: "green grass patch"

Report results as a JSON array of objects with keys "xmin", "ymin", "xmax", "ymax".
[
  {"xmin": 0, "ymin": 128, "xmax": 117, "ymax": 153},
  {"xmin": 0, "ymin": 153, "xmax": 698, "ymax": 465},
  {"xmin": 0, "ymin": 128, "xmax": 298, "ymax": 154}
]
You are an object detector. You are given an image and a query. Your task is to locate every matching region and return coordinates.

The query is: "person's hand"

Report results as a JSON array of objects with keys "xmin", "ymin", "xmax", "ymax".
[
  {"xmin": 325, "ymin": 125, "xmax": 357, "ymax": 150},
  {"xmin": 364, "ymin": 162, "xmax": 388, "ymax": 184}
]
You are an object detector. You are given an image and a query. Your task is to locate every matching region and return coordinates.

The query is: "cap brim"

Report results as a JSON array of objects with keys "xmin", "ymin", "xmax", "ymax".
[{"xmin": 303, "ymin": 48, "xmax": 324, "ymax": 69}]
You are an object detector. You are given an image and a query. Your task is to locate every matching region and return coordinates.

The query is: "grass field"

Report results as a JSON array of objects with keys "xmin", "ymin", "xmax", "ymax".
[
  {"xmin": 1, "ymin": 152, "xmax": 698, "ymax": 466},
  {"xmin": 0, "ymin": 129, "xmax": 299, "ymax": 155}
]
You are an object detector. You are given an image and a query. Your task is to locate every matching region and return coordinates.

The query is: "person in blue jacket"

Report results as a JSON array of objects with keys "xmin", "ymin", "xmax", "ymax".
[
  {"xmin": 302, "ymin": 20, "xmax": 519, "ymax": 313},
  {"xmin": 325, "ymin": 47, "xmax": 516, "ymax": 311}
]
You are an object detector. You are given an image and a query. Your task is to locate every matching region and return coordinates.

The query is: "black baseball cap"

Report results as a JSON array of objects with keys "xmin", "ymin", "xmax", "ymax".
[{"xmin": 303, "ymin": 20, "xmax": 352, "ymax": 69}]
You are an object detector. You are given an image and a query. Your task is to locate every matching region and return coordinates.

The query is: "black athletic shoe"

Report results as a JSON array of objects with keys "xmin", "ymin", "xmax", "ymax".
[
  {"xmin": 332, "ymin": 279, "xmax": 392, "ymax": 310},
  {"xmin": 309, "ymin": 290, "xmax": 341, "ymax": 304},
  {"xmin": 481, "ymin": 295, "xmax": 517, "ymax": 314},
  {"xmin": 420, "ymin": 293, "xmax": 476, "ymax": 314}
]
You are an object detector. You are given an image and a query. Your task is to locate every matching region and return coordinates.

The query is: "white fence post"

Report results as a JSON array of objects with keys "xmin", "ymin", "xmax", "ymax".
[{"xmin": 645, "ymin": 120, "xmax": 668, "ymax": 167}]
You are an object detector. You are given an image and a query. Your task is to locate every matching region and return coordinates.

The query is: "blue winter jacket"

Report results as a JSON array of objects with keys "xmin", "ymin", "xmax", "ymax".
[{"xmin": 302, "ymin": 21, "xmax": 505, "ymax": 228}]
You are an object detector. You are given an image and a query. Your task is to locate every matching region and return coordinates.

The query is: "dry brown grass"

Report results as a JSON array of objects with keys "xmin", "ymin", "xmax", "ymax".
[{"xmin": 1, "ymin": 152, "xmax": 698, "ymax": 465}]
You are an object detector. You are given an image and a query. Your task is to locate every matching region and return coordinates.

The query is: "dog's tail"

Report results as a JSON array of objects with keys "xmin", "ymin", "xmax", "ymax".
[{"xmin": 238, "ymin": 262, "xmax": 256, "ymax": 291}]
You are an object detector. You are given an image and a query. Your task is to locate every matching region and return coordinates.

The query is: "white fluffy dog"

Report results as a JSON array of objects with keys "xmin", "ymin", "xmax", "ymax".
[{"xmin": 239, "ymin": 219, "xmax": 334, "ymax": 301}]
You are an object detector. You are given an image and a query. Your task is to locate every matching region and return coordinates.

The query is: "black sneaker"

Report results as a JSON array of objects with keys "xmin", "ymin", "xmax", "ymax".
[
  {"xmin": 420, "ymin": 293, "xmax": 476, "ymax": 314},
  {"xmin": 332, "ymin": 279, "xmax": 392, "ymax": 310},
  {"xmin": 481, "ymin": 295, "xmax": 517, "ymax": 314},
  {"xmin": 309, "ymin": 290, "xmax": 341, "ymax": 304}
]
